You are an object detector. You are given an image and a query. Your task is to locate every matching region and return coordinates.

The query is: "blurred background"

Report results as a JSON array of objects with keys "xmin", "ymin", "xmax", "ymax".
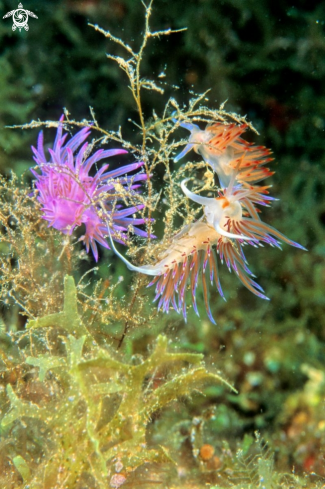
[{"xmin": 0, "ymin": 0, "xmax": 325, "ymax": 480}]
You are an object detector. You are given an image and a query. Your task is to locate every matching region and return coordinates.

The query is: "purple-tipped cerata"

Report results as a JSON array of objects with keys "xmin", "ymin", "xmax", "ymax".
[{"xmin": 31, "ymin": 116, "xmax": 151, "ymax": 261}]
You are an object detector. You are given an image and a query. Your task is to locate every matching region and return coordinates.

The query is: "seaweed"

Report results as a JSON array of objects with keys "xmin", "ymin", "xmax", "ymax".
[{"xmin": 0, "ymin": 275, "xmax": 233, "ymax": 488}]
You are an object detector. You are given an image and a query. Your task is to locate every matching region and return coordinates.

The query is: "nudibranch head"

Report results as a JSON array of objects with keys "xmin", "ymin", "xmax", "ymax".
[
  {"xmin": 181, "ymin": 179, "xmax": 252, "ymax": 242},
  {"xmin": 173, "ymin": 122, "xmax": 211, "ymax": 162}
]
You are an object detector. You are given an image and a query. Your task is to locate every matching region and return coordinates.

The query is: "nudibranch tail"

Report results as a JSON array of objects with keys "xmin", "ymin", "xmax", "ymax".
[{"xmin": 106, "ymin": 225, "xmax": 158, "ymax": 276}]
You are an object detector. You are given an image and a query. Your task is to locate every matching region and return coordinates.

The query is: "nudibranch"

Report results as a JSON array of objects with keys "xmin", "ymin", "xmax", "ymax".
[
  {"xmin": 174, "ymin": 121, "xmax": 274, "ymax": 188},
  {"xmin": 106, "ymin": 219, "xmax": 267, "ymax": 324},
  {"xmin": 107, "ymin": 178, "xmax": 305, "ymax": 323},
  {"xmin": 31, "ymin": 116, "xmax": 151, "ymax": 262}
]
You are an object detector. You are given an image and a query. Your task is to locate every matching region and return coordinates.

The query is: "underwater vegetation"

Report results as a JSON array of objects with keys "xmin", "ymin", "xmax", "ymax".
[
  {"xmin": 1, "ymin": 275, "xmax": 233, "ymax": 488},
  {"xmin": 0, "ymin": 0, "xmax": 325, "ymax": 488}
]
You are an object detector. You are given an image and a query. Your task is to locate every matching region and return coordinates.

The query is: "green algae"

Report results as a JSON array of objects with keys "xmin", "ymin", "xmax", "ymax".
[{"xmin": 1, "ymin": 275, "xmax": 233, "ymax": 488}]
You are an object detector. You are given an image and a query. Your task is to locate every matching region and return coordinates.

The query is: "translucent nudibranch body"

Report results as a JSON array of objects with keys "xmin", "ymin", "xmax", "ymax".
[
  {"xmin": 107, "ymin": 220, "xmax": 267, "ymax": 324},
  {"xmin": 174, "ymin": 121, "xmax": 274, "ymax": 188}
]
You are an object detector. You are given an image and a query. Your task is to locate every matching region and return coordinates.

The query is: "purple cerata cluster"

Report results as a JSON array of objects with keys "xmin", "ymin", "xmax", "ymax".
[{"xmin": 31, "ymin": 116, "xmax": 150, "ymax": 261}]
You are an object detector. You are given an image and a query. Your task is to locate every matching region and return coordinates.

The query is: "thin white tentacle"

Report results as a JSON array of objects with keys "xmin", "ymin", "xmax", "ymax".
[
  {"xmin": 106, "ymin": 224, "xmax": 158, "ymax": 276},
  {"xmin": 215, "ymin": 223, "xmax": 254, "ymax": 241},
  {"xmin": 181, "ymin": 179, "xmax": 214, "ymax": 206},
  {"xmin": 174, "ymin": 143, "xmax": 195, "ymax": 163}
]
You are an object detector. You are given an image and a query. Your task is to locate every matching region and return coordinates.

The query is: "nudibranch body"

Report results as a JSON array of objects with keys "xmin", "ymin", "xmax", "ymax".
[
  {"xmin": 107, "ymin": 220, "xmax": 267, "ymax": 324},
  {"xmin": 107, "ymin": 175, "xmax": 305, "ymax": 323},
  {"xmin": 174, "ymin": 121, "xmax": 274, "ymax": 188},
  {"xmin": 31, "ymin": 116, "xmax": 151, "ymax": 262}
]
